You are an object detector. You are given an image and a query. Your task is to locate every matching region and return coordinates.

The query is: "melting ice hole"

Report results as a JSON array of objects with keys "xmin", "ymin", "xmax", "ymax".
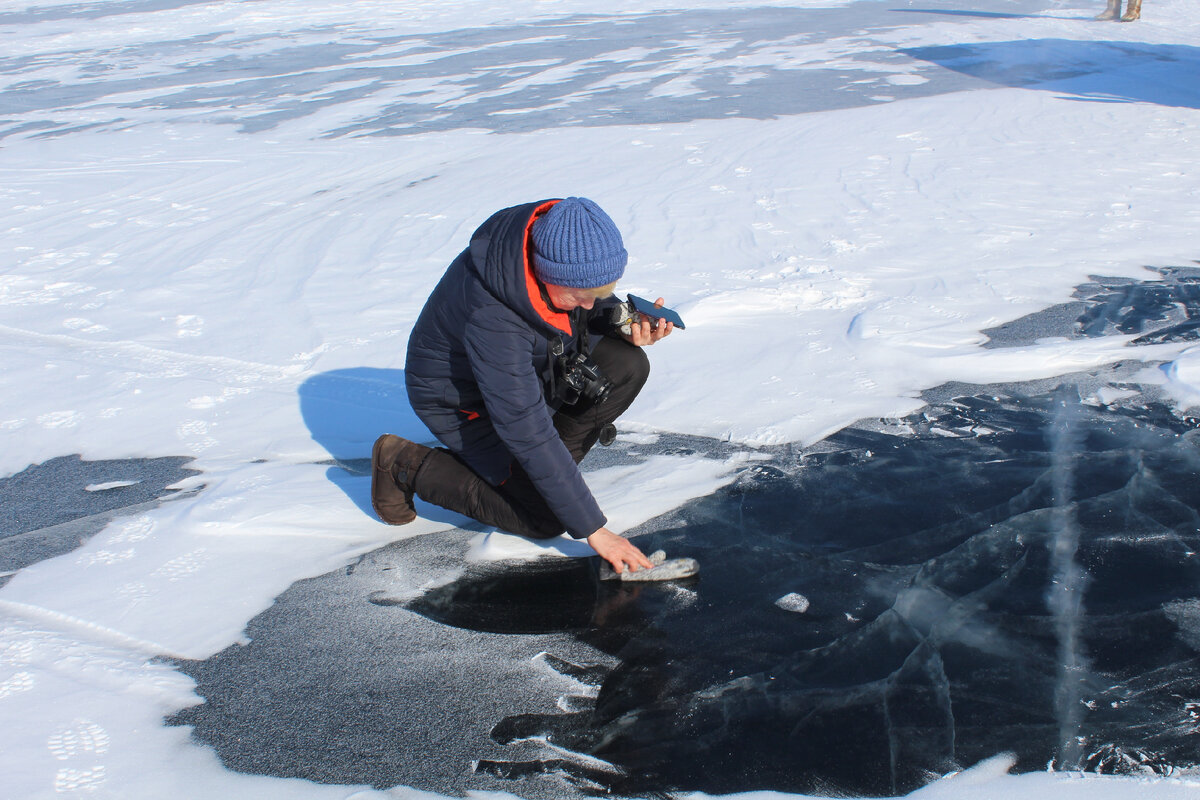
[{"xmin": 171, "ymin": 267, "xmax": 1200, "ymax": 797}]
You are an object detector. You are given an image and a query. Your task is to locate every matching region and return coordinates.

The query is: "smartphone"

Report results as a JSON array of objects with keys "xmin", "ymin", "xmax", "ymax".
[{"xmin": 627, "ymin": 294, "xmax": 686, "ymax": 330}]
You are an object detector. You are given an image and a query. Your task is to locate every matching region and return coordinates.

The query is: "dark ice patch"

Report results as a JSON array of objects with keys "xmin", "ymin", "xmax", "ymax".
[
  {"xmin": 1077, "ymin": 267, "xmax": 1200, "ymax": 344},
  {"xmin": 472, "ymin": 388, "xmax": 1200, "ymax": 797},
  {"xmin": 984, "ymin": 265, "xmax": 1200, "ymax": 348},
  {"xmin": 0, "ymin": 454, "xmax": 199, "ymax": 586},
  {"xmin": 167, "ymin": 384, "xmax": 1200, "ymax": 798},
  {"xmin": 167, "ymin": 530, "xmax": 629, "ymax": 800}
]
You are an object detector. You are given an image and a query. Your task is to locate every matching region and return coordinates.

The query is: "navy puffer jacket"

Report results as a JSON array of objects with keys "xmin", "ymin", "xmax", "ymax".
[{"xmin": 404, "ymin": 200, "xmax": 606, "ymax": 539}]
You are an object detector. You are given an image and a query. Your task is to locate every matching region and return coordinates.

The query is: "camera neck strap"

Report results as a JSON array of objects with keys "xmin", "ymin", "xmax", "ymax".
[{"xmin": 571, "ymin": 308, "xmax": 590, "ymax": 358}]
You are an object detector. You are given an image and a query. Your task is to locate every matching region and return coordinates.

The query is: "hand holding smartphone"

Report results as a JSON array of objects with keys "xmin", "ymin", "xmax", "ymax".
[{"xmin": 626, "ymin": 294, "xmax": 686, "ymax": 330}]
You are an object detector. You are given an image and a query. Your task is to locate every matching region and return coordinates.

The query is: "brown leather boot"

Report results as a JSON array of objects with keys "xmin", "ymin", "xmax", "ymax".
[
  {"xmin": 1095, "ymin": 0, "xmax": 1120, "ymax": 19},
  {"xmin": 1121, "ymin": 0, "xmax": 1141, "ymax": 20},
  {"xmin": 371, "ymin": 434, "xmax": 429, "ymax": 524}
]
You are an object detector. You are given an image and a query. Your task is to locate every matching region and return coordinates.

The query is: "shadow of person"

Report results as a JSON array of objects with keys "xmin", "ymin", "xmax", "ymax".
[
  {"xmin": 391, "ymin": 556, "xmax": 659, "ymax": 635},
  {"xmin": 901, "ymin": 40, "xmax": 1200, "ymax": 110},
  {"xmin": 297, "ymin": 367, "xmax": 462, "ymax": 524}
]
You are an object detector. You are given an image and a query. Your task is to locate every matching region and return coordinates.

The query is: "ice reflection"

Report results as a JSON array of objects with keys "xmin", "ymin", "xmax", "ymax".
[{"xmin": 1046, "ymin": 387, "xmax": 1090, "ymax": 770}]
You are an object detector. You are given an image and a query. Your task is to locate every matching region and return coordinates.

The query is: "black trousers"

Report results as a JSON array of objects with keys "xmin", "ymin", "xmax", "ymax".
[{"xmin": 411, "ymin": 336, "xmax": 650, "ymax": 539}]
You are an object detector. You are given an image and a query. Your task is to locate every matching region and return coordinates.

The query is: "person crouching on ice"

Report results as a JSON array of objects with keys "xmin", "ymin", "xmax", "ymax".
[{"xmin": 372, "ymin": 197, "xmax": 674, "ymax": 576}]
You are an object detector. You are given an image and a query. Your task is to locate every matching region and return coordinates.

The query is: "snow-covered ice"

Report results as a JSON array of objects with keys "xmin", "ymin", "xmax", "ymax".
[{"xmin": 3, "ymin": 0, "xmax": 1200, "ymax": 796}]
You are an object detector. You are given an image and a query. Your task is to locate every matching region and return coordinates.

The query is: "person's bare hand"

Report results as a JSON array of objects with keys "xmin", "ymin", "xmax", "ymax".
[
  {"xmin": 623, "ymin": 297, "xmax": 674, "ymax": 346},
  {"xmin": 586, "ymin": 527, "xmax": 654, "ymax": 574}
]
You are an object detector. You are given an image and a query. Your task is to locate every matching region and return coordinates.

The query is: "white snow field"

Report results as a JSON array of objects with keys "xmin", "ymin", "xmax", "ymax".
[{"xmin": 2, "ymin": 0, "xmax": 1200, "ymax": 796}]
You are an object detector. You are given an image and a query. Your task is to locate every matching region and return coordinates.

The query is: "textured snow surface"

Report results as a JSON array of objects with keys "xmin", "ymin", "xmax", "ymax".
[{"xmin": 2, "ymin": 0, "xmax": 1200, "ymax": 796}]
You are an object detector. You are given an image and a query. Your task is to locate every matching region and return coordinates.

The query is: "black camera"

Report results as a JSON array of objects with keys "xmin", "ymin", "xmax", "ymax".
[{"xmin": 556, "ymin": 352, "xmax": 613, "ymax": 406}]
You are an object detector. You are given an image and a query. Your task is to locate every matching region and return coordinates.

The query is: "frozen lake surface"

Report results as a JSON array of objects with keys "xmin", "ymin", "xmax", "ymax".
[
  {"xmin": 3, "ymin": 0, "xmax": 1200, "ymax": 797},
  {"xmin": 165, "ymin": 268, "xmax": 1200, "ymax": 798}
]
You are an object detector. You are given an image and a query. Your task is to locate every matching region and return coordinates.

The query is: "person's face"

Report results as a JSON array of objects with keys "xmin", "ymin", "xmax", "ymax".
[{"xmin": 545, "ymin": 282, "xmax": 616, "ymax": 312}]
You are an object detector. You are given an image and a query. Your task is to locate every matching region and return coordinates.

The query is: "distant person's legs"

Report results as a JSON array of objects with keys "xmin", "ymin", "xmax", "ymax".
[{"xmin": 1096, "ymin": 0, "xmax": 1141, "ymax": 20}]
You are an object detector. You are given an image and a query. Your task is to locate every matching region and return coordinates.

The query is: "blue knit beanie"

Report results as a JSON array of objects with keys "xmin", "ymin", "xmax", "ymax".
[{"xmin": 531, "ymin": 197, "xmax": 628, "ymax": 289}]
